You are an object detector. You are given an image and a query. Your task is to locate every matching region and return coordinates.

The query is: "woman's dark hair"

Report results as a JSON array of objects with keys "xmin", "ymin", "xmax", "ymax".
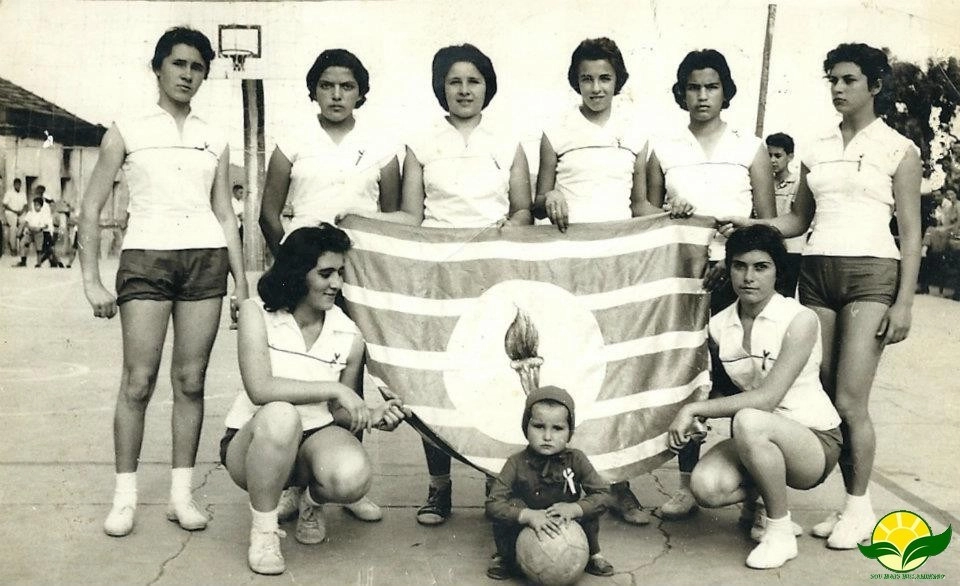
[
  {"xmin": 671, "ymin": 49, "xmax": 737, "ymax": 110},
  {"xmin": 431, "ymin": 44, "xmax": 498, "ymax": 110},
  {"xmin": 823, "ymin": 43, "xmax": 891, "ymax": 115},
  {"xmin": 258, "ymin": 224, "xmax": 352, "ymax": 313},
  {"xmin": 725, "ymin": 224, "xmax": 789, "ymax": 290},
  {"xmin": 567, "ymin": 37, "xmax": 629, "ymax": 94},
  {"xmin": 305, "ymin": 48, "xmax": 370, "ymax": 107},
  {"xmin": 151, "ymin": 27, "xmax": 215, "ymax": 78}
]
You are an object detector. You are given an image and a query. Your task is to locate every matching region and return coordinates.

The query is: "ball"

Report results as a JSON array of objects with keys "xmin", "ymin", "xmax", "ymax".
[{"xmin": 515, "ymin": 522, "xmax": 589, "ymax": 586}]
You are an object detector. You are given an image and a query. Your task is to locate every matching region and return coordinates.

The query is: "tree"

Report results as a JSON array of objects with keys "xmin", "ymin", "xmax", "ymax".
[{"xmin": 883, "ymin": 52, "xmax": 960, "ymax": 185}]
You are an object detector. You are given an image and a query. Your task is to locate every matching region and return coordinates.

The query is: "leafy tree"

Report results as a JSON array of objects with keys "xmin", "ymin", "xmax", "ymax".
[{"xmin": 882, "ymin": 52, "xmax": 960, "ymax": 184}]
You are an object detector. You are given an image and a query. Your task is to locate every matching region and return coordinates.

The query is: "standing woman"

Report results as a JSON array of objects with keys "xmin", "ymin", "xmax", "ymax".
[
  {"xmin": 259, "ymin": 48, "xmax": 401, "ymax": 255},
  {"xmin": 647, "ymin": 49, "xmax": 776, "ymax": 520},
  {"xmin": 720, "ymin": 43, "xmax": 922, "ymax": 549},
  {"xmin": 534, "ymin": 37, "xmax": 661, "ymax": 232},
  {"xmin": 535, "ymin": 37, "xmax": 659, "ymax": 526},
  {"xmin": 399, "ymin": 43, "xmax": 532, "ymax": 525},
  {"xmin": 258, "ymin": 49, "xmax": 399, "ymax": 523},
  {"xmin": 79, "ymin": 27, "xmax": 248, "ymax": 537}
]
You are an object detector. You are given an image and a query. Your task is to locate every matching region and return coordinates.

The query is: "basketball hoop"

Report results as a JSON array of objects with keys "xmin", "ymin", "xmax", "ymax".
[
  {"xmin": 218, "ymin": 24, "xmax": 261, "ymax": 76},
  {"xmin": 222, "ymin": 49, "xmax": 254, "ymax": 72}
]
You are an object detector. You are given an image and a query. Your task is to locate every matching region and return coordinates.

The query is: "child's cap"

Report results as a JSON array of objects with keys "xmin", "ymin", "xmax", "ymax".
[{"xmin": 521, "ymin": 385, "xmax": 576, "ymax": 435}]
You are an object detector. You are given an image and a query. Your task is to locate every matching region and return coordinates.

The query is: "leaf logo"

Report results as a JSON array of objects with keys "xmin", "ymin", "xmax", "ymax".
[{"xmin": 858, "ymin": 511, "xmax": 952, "ymax": 573}]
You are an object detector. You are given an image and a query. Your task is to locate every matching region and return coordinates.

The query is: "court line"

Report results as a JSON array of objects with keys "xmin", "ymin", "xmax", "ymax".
[{"xmin": 870, "ymin": 469, "xmax": 960, "ymax": 529}]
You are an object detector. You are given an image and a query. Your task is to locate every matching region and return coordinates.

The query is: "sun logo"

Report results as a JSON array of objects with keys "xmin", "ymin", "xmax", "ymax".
[{"xmin": 858, "ymin": 511, "xmax": 952, "ymax": 573}]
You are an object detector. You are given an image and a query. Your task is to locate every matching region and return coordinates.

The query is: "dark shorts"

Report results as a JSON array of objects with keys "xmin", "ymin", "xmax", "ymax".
[
  {"xmin": 116, "ymin": 248, "xmax": 229, "ymax": 305},
  {"xmin": 219, "ymin": 425, "xmax": 327, "ymax": 485},
  {"xmin": 811, "ymin": 426, "xmax": 842, "ymax": 486},
  {"xmin": 799, "ymin": 256, "xmax": 899, "ymax": 311}
]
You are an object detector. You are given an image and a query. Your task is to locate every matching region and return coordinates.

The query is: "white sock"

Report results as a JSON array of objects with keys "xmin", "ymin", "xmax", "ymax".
[
  {"xmin": 170, "ymin": 467, "xmax": 194, "ymax": 505},
  {"xmin": 765, "ymin": 513, "xmax": 793, "ymax": 534},
  {"xmin": 113, "ymin": 472, "xmax": 137, "ymax": 507},
  {"xmin": 250, "ymin": 504, "xmax": 278, "ymax": 533},
  {"xmin": 843, "ymin": 492, "xmax": 873, "ymax": 517},
  {"xmin": 921, "ymin": 245, "xmax": 928, "ymax": 257}
]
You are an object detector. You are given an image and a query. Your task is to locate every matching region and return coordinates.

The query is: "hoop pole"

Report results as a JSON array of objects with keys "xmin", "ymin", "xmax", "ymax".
[
  {"xmin": 242, "ymin": 79, "xmax": 266, "ymax": 270},
  {"xmin": 755, "ymin": 3, "xmax": 777, "ymax": 137}
]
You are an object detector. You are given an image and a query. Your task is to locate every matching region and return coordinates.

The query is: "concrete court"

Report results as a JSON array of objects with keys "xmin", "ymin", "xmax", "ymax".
[{"xmin": 1, "ymin": 259, "xmax": 958, "ymax": 586}]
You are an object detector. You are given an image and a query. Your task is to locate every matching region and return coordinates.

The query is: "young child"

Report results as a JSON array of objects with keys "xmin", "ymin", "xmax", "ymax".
[
  {"xmin": 485, "ymin": 386, "xmax": 614, "ymax": 580},
  {"xmin": 19, "ymin": 196, "xmax": 58, "ymax": 267}
]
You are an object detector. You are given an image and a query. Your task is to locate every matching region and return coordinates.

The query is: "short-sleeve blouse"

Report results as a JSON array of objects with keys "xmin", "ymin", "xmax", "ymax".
[{"xmin": 802, "ymin": 118, "xmax": 916, "ymax": 259}]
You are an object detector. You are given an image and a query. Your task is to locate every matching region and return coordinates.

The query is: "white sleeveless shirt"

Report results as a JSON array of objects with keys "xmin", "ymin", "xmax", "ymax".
[
  {"xmin": 543, "ymin": 105, "xmax": 646, "ymax": 223},
  {"xmin": 652, "ymin": 125, "xmax": 760, "ymax": 260},
  {"xmin": 409, "ymin": 117, "xmax": 518, "ymax": 228},
  {"xmin": 710, "ymin": 294, "xmax": 841, "ymax": 431},
  {"xmin": 116, "ymin": 105, "xmax": 227, "ymax": 250},
  {"xmin": 224, "ymin": 300, "xmax": 360, "ymax": 431},
  {"xmin": 280, "ymin": 115, "xmax": 397, "ymax": 236}
]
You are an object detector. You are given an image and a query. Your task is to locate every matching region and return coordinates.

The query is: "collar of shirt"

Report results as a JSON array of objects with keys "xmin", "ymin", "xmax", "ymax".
[
  {"xmin": 522, "ymin": 446, "xmax": 574, "ymax": 481},
  {"xmin": 715, "ymin": 292, "xmax": 789, "ymax": 335},
  {"xmin": 819, "ymin": 116, "xmax": 888, "ymax": 146}
]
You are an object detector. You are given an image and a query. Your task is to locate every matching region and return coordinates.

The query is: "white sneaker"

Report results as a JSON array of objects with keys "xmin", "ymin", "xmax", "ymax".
[
  {"xmin": 248, "ymin": 528, "xmax": 286, "ymax": 575},
  {"xmin": 827, "ymin": 512, "xmax": 875, "ymax": 550},
  {"xmin": 343, "ymin": 496, "xmax": 383, "ymax": 522},
  {"xmin": 276, "ymin": 487, "xmax": 301, "ymax": 523},
  {"xmin": 660, "ymin": 488, "xmax": 698, "ymax": 520},
  {"xmin": 103, "ymin": 503, "xmax": 135, "ymax": 537},
  {"xmin": 811, "ymin": 511, "xmax": 841, "ymax": 538},
  {"xmin": 166, "ymin": 500, "xmax": 208, "ymax": 531},
  {"xmin": 749, "ymin": 503, "xmax": 803, "ymax": 542},
  {"xmin": 295, "ymin": 494, "xmax": 326, "ymax": 544},
  {"xmin": 746, "ymin": 527, "xmax": 798, "ymax": 569}
]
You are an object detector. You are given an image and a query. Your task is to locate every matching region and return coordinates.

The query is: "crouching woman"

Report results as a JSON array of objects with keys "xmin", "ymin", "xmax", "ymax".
[
  {"xmin": 222, "ymin": 224, "xmax": 406, "ymax": 575},
  {"xmin": 668, "ymin": 224, "xmax": 841, "ymax": 570}
]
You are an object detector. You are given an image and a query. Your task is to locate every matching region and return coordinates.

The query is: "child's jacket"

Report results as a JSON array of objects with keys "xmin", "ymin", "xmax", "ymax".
[{"xmin": 485, "ymin": 446, "xmax": 610, "ymax": 524}]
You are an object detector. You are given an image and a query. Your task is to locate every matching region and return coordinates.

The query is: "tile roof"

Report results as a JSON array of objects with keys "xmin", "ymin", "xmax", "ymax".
[{"xmin": 0, "ymin": 75, "xmax": 105, "ymax": 146}]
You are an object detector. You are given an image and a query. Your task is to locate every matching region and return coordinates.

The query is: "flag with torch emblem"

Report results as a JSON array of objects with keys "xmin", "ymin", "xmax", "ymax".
[{"xmin": 339, "ymin": 214, "xmax": 714, "ymax": 482}]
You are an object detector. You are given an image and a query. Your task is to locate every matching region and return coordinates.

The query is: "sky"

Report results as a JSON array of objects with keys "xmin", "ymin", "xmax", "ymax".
[{"xmin": 1, "ymin": 0, "xmax": 958, "ymax": 183}]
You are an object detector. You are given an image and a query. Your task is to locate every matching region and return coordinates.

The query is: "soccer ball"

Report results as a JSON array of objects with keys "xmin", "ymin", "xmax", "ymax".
[{"xmin": 515, "ymin": 523, "xmax": 589, "ymax": 586}]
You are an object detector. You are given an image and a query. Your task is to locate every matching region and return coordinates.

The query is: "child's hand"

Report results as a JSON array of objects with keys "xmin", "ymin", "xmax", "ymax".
[
  {"xmin": 546, "ymin": 502, "xmax": 582, "ymax": 523},
  {"xmin": 521, "ymin": 509, "xmax": 562, "ymax": 541}
]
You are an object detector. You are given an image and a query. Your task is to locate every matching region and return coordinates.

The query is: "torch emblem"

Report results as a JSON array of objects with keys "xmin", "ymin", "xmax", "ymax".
[{"xmin": 504, "ymin": 307, "xmax": 543, "ymax": 395}]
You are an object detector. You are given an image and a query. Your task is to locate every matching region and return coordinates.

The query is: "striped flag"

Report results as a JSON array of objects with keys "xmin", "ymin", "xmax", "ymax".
[{"xmin": 340, "ymin": 214, "xmax": 714, "ymax": 482}]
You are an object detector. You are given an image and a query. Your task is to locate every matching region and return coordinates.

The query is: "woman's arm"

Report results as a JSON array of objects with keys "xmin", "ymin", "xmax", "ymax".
[
  {"xmin": 748, "ymin": 144, "xmax": 776, "ymax": 219},
  {"xmin": 237, "ymin": 299, "xmax": 359, "ymax": 408},
  {"xmin": 880, "ymin": 147, "xmax": 923, "ymax": 345},
  {"xmin": 631, "ymin": 143, "xmax": 663, "ymax": 216},
  {"xmin": 718, "ymin": 165, "xmax": 815, "ymax": 238},
  {"xmin": 533, "ymin": 133, "xmax": 558, "ymax": 221},
  {"xmin": 377, "ymin": 155, "xmax": 402, "ymax": 212},
  {"xmin": 645, "ymin": 150, "xmax": 666, "ymax": 208},
  {"xmin": 209, "ymin": 146, "xmax": 249, "ymax": 311},
  {"xmin": 259, "ymin": 147, "xmax": 293, "ymax": 257},
  {"xmin": 505, "ymin": 144, "xmax": 533, "ymax": 226},
  {"xmin": 79, "ymin": 125, "xmax": 126, "ymax": 319},
  {"xmin": 668, "ymin": 309, "xmax": 819, "ymax": 445}
]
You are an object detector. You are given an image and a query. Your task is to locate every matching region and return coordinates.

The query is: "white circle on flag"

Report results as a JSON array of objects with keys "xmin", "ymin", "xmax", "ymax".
[{"xmin": 443, "ymin": 279, "xmax": 606, "ymax": 445}]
